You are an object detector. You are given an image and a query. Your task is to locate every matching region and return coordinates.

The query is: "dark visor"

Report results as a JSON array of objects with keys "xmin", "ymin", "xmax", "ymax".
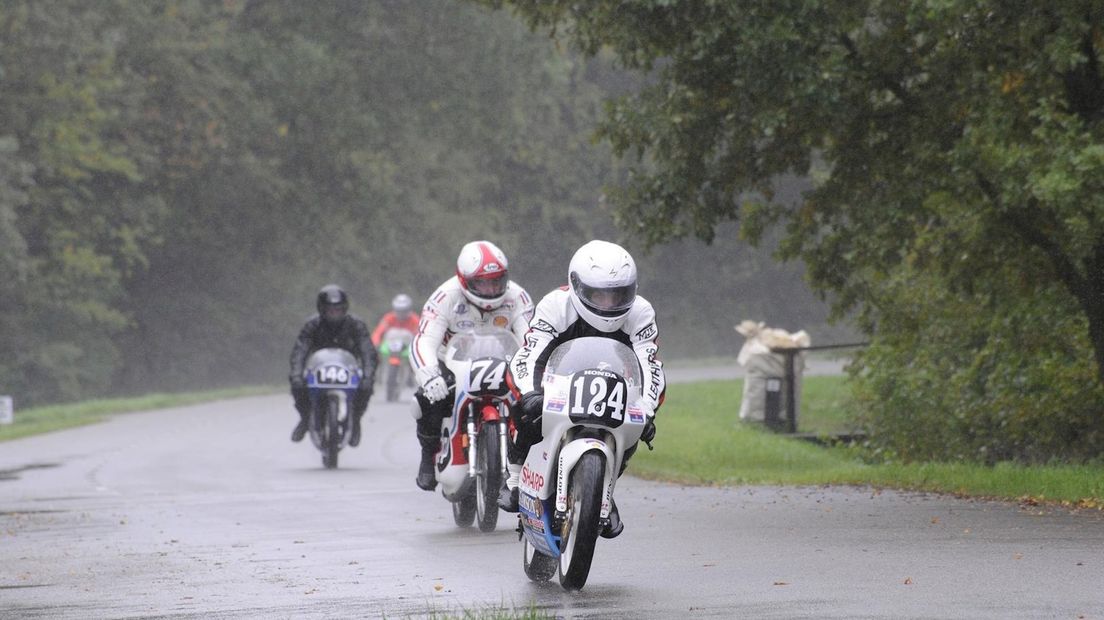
[
  {"xmin": 572, "ymin": 273, "xmax": 636, "ymax": 317},
  {"xmin": 468, "ymin": 273, "xmax": 507, "ymax": 299}
]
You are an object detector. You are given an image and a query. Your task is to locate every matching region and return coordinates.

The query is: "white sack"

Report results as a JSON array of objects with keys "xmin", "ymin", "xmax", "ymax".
[{"xmin": 735, "ymin": 320, "xmax": 810, "ymax": 422}]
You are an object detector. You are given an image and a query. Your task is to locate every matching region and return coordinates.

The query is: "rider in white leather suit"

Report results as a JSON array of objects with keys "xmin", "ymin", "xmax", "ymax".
[
  {"xmin": 501, "ymin": 239, "xmax": 665, "ymax": 538},
  {"xmin": 409, "ymin": 240, "xmax": 534, "ymax": 491}
]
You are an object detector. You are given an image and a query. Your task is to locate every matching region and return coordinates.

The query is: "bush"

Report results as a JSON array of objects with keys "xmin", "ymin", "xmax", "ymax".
[{"xmin": 851, "ymin": 269, "xmax": 1104, "ymax": 464}]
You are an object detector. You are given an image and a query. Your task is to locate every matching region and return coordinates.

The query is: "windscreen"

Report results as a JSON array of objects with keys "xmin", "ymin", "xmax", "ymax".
[
  {"xmin": 445, "ymin": 328, "xmax": 520, "ymax": 362},
  {"xmin": 543, "ymin": 337, "xmax": 642, "ymax": 390}
]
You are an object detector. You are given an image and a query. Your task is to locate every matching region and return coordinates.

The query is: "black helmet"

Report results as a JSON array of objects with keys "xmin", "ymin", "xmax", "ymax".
[{"xmin": 316, "ymin": 284, "xmax": 349, "ymax": 326}]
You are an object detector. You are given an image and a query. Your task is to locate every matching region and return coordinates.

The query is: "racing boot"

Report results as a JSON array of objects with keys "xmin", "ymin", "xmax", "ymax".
[
  {"xmin": 414, "ymin": 400, "xmax": 441, "ymax": 490},
  {"xmin": 290, "ymin": 416, "xmax": 309, "ymax": 442},
  {"xmin": 415, "ymin": 448, "xmax": 437, "ymax": 491},
  {"xmin": 349, "ymin": 413, "xmax": 363, "ymax": 447},
  {"xmin": 600, "ymin": 498, "xmax": 624, "ymax": 539},
  {"xmin": 497, "ymin": 463, "xmax": 521, "ymax": 512}
]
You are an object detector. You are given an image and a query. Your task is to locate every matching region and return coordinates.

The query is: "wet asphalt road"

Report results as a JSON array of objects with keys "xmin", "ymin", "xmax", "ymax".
[{"xmin": 1, "ymin": 365, "xmax": 1103, "ymax": 619}]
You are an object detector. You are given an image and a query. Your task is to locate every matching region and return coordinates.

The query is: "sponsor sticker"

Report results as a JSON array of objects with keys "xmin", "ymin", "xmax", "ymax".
[
  {"xmin": 493, "ymin": 315, "xmax": 509, "ymax": 328},
  {"xmin": 628, "ymin": 405, "xmax": 644, "ymax": 423},
  {"xmin": 519, "ymin": 493, "xmax": 542, "ymax": 517},
  {"xmin": 525, "ymin": 516, "xmax": 545, "ymax": 533},
  {"xmin": 635, "ymin": 322, "xmax": 657, "ymax": 341},
  {"xmin": 532, "ymin": 319, "xmax": 558, "ymax": 335},
  {"xmin": 583, "ymin": 368, "xmax": 617, "ymax": 379},
  {"xmin": 521, "ymin": 465, "xmax": 545, "ymax": 490},
  {"xmin": 457, "ymin": 320, "xmax": 475, "ymax": 330},
  {"xmin": 546, "ymin": 397, "xmax": 566, "ymax": 413},
  {"xmin": 455, "ymin": 303, "xmax": 468, "ymax": 314}
]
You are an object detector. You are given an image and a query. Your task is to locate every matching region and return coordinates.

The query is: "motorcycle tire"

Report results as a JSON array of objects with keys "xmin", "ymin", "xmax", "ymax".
[
  {"xmin": 451, "ymin": 485, "xmax": 476, "ymax": 528},
  {"xmin": 322, "ymin": 395, "xmax": 340, "ymax": 470},
  {"xmin": 523, "ymin": 533, "xmax": 557, "ymax": 582},
  {"xmin": 557, "ymin": 451, "xmax": 604, "ymax": 590},
  {"xmin": 475, "ymin": 423, "xmax": 502, "ymax": 533},
  {"xmin": 386, "ymin": 364, "xmax": 399, "ymax": 402}
]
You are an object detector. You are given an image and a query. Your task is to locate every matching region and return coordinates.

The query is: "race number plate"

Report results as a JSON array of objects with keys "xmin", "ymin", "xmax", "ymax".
[{"xmin": 567, "ymin": 369, "xmax": 626, "ymax": 428}]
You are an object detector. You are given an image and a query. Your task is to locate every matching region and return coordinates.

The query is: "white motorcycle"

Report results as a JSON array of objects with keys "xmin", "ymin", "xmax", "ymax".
[
  {"xmin": 515, "ymin": 336, "xmax": 650, "ymax": 590},
  {"xmin": 435, "ymin": 328, "xmax": 520, "ymax": 532}
]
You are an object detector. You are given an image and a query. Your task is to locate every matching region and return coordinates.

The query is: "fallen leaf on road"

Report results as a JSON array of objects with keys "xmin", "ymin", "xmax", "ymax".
[
  {"xmin": 1013, "ymin": 553, "xmax": 1023, "ymax": 560},
  {"xmin": 930, "ymin": 517, "xmax": 939, "ymax": 524},
  {"xmin": 904, "ymin": 577, "xmax": 913, "ymax": 585},
  {"xmin": 773, "ymin": 582, "xmax": 789, "ymax": 586},
  {"xmin": 433, "ymin": 584, "xmax": 443, "ymax": 591}
]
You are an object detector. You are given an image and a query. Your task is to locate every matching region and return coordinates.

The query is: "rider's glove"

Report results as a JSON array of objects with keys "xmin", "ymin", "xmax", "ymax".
[
  {"xmin": 422, "ymin": 375, "xmax": 449, "ymax": 404},
  {"xmin": 640, "ymin": 402, "xmax": 656, "ymax": 444},
  {"xmin": 518, "ymin": 390, "xmax": 544, "ymax": 425}
]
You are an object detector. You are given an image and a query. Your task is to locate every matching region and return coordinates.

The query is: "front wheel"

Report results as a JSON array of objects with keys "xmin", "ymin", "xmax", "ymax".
[
  {"xmin": 475, "ymin": 422, "xmax": 503, "ymax": 532},
  {"xmin": 558, "ymin": 452, "xmax": 605, "ymax": 590},
  {"xmin": 322, "ymin": 396, "xmax": 340, "ymax": 469},
  {"xmin": 523, "ymin": 533, "xmax": 557, "ymax": 582},
  {"xmin": 386, "ymin": 364, "xmax": 400, "ymax": 402}
]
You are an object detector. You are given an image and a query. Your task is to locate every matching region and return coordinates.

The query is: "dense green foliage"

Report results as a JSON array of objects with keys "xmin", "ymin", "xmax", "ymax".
[
  {"xmin": 0, "ymin": 1, "xmax": 835, "ymax": 407},
  {"xmin": 487, "ymin": 0, "xmax": 1104, "ymax": 461}
]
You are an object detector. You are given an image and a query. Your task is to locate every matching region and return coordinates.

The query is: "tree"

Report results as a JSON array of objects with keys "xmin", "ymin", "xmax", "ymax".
[{"xmin": 484, "ymin": 1, "xmax": 1104, "ymax": 388}]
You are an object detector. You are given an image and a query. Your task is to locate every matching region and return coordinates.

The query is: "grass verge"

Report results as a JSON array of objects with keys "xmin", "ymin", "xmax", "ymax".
[
  {"xmin": 0, "ymin": 386, "xmax": 280, "ymax": 442},
  {"xmin": 634, "ymin": 378, "xmax": 1104, "ymax": 507}
]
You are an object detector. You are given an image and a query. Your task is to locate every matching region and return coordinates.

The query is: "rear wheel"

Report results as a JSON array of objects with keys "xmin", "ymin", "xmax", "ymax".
[
  {"xmin": 523, "ymin": 534, "xmax": 557, "ymax": 582},
  {"xmin": 557, "ymin": 452, "xmax": 604, "ymax": 590},
  {"xmin": 451, "ymin": 484, "xmax": 476, "ymax": 527},
  {"xmin": 475, "ymin": 422, "xmax": 502, "ymax": 532}
]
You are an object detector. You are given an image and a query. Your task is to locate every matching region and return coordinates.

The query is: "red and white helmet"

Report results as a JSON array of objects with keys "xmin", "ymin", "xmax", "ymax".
[
  {"xmin": 568, "ymin": 240, "xmax": 637, "ymax": 333},
  {"xmin": 456, "ymin": 240, "xmax": 509, "ymax": 310}
]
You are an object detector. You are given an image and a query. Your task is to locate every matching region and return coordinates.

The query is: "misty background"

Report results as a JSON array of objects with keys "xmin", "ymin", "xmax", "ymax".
[{"xmin": 0, "ymin": 1, "xmax": 850, "ymax": 407}]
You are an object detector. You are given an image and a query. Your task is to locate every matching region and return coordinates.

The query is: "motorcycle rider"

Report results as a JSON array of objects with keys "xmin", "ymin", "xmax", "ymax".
[
  {"xmin": 371, "ymin": 293, "xmax": 420, "ymax": 348},
  {"xmin": 289, "ymin": 284, "xmax": 379, "ymax": 447},
  {"xmin": 500, "ymin": 239, "xmax": 666, "ymax": 539},
  {"xmin": 410, "ymin": 240, "xmax": 534, "ymax": 491}
]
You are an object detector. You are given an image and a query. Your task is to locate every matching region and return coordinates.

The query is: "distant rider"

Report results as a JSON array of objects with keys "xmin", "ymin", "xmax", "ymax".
[
  {"xmin": 371, "ymin": 293, "xmax": 420, "ymax": 348},
  {"xmin": 409, "ymin": 240, "xmax": 534, "ymax": 491},
  {"xmin": 289, "ymin": 284, "xmax": 379, "ymax": 447},
  {"xmin": 500, "ymin": 240, "xmax": 666, "ymax": 539}
]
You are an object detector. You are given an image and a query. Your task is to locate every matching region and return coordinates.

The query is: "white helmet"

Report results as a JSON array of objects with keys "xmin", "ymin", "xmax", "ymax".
[
  {"xmin": 456, "ymin": 240, "xmax": 509, "ymax": 311},
  {"xmin": 568, "ymin": 240, "xmax": 638, "ymax": 333},
  {"xmin": 391, "ymin": 293, "xmax": 413, "ymax": 318}
]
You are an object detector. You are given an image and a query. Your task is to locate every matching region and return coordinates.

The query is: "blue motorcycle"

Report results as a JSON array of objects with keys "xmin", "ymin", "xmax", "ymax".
[{"xmin": 303, "ymin": 348, "xmax": 362, "ymax": 469}]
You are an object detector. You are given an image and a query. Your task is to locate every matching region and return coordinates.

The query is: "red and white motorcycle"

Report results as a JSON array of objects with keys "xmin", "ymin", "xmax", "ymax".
[{"xmin": 434, "ymin": 328, "xmax": 519, "ymax": 532}]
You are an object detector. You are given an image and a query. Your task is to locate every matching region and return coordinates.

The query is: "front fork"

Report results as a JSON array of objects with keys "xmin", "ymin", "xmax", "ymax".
[
  {"xmin": 466, "ymin": 414, "xmax": 477, "ymax": 478},
  {"xmin": 464, "ymin": 405, "xmax": 510, "ymax": 480}
]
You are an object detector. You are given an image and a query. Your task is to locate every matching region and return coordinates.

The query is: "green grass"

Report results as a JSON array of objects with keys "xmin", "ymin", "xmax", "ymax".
[
  {"xmin": 0, "ymin": 386, "xmax": 280, "ymax": 442},
  {"xmin": 635, "ymin": 378, "xmax": 1104, "ymax": 507}
]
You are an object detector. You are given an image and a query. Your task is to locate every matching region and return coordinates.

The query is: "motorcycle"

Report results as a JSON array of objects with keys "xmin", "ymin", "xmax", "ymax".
[
  {"xmin": 515, "ymin": 336, "xmax": 650, "ymax": 590},
  {"xmin": 303, "ymin": 348, "xmax": 363, "ymax": 469},
  {"xmin": 379, "ymin": 327, "xmax": 414, "ymax": 402},
  {"xmin": 434, "ymin": 328, "xmax": 519, "ymax": 532}
]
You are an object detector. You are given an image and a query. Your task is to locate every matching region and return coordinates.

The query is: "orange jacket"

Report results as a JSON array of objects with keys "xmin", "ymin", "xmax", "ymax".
[{"xmin": 371, "ymin": 311, "xmax": 420, "ymax": 347}]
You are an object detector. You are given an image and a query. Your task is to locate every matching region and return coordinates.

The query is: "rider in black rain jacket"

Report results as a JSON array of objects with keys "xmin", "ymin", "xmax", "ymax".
[{"xmin": 289, "ymin": 285, "xmax": 379, "ymax": 447}]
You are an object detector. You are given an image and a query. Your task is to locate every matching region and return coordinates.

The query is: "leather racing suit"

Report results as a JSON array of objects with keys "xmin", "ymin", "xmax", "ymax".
[
  {"xmin": 507, "ymin": 286, "xmax": 666, "ymax": 467},
  {"xmin": 410, "ymin": 276, "xmax": 535, "ymax": 461}
]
